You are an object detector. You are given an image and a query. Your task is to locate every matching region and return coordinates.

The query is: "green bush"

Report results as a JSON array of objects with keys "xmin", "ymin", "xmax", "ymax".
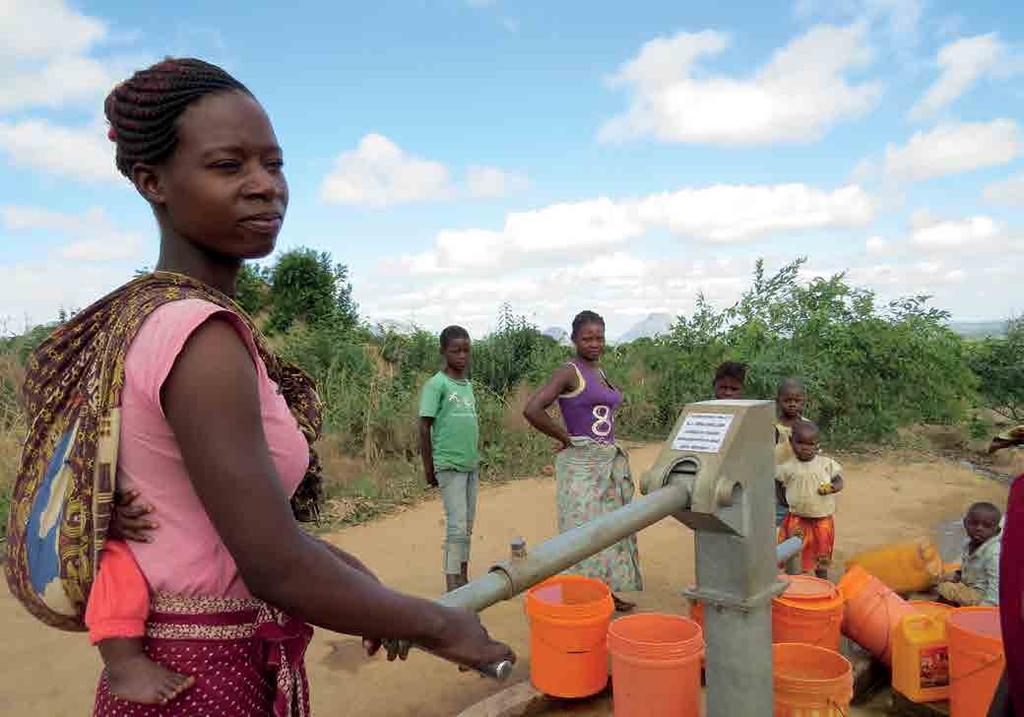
[
  {"xmin": 600, "ymin": 260, "xmax": 977, "ymax": 445},
  {"xmin": 968, "ymin": 317, "xmax": 1023, "ymax": 422}
]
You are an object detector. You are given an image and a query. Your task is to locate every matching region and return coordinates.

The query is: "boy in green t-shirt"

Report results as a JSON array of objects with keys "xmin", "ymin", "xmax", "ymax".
[{"xmin": 419, "ymin": 326, "xmax": 480, "ymax": 592}]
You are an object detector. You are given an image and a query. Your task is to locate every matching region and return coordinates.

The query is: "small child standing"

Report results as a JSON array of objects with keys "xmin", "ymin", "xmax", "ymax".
[
  {"xmin": 776, "ymin": 420, "xmax": 844, "ymax": 579},
  {"xmin": 712, "ymin": 361, "xmax": 746, "ymax": 400},
  {"xmin": 774, "ymin": 378, "xmax": 807, "ymax": 525},
  {"xmin": 419, "ymin": 326, "xmax": 481, "ymax": 593},
  {"xmin": 937, "ymin": 502, "xmax": 1002, "ymax": 606}
]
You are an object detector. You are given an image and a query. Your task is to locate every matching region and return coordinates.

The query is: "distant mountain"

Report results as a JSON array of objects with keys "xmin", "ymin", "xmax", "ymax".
[
  {"xmin": 369, "ymin": 318, "xmax": 421, "ymax": 336},
  {"xmin": 618, "ymin": 313, "xmax": 674, "ymax": 343},
  {"xmin": 542, "ymin": 326, "xmax": 570, "ymax": 345},
  {"xmin": 948, "ymin": 321, "xmax": 1008, "ymax": 339}
]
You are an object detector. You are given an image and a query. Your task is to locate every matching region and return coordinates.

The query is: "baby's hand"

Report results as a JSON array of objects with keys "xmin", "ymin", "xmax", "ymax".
[{"xmin": 109, "ymin": 489, "xmax": 157, "ymax": 542}]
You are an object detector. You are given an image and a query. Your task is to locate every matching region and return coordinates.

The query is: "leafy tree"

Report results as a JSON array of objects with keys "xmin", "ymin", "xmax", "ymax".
[
  {"xmin": 472, "ymin": 305, "xmax": 566, "ymax": 394},
  {"xmin": 235, "ymin": 263, "xmax": 270, "ymax": 316},
  {"xmin": 266, "ymin": 248, "xmax": 358, "ymax": 334},
  {"xmin": 969, "ymin": 317, "xmax": 1024, "ymax": 421},
  {"xmin": 639, "ymin": 258, "xmax": 978, "ymax": 443}
]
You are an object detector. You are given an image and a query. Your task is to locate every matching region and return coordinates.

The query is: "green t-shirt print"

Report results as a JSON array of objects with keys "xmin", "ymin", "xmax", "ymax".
[{"xmin": 418, "ymin": 372, "xmax": 480, "ymax": 472}]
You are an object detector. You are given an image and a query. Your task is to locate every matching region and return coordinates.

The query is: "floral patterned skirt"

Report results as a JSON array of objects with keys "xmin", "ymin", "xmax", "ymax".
[{"xmin": 555, "ymin": 438, "xmax": 643, "ymax": 592}]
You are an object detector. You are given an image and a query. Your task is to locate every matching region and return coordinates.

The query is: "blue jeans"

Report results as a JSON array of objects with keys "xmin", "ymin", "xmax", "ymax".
[{"xmin": 438, "ymin": 469, "xmax": 478, "ymax": 575}]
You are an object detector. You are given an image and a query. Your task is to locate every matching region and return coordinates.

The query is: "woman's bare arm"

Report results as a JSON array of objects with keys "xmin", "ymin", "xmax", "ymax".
[
  {"xmin": 162, "ymin": 317, "xmax": 511, "ymax": 667},
  {"xmin": 522, "ymin": 365, "xmax": 577, "ymax": 447},
  {"xmin": 419, "ymin": 417, "xmax": 437, "ymax": 487}
]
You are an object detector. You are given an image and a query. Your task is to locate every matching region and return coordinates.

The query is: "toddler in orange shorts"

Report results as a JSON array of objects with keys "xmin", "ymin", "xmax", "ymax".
[{"xmin": 776, "ymin": 420, "xmax": 844, "ymax": 579}]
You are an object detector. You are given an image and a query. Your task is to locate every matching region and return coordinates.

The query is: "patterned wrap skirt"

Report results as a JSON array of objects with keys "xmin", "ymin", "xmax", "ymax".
[
  {"xmin": 555, "ymin": 438, "xmax": 643, "ymax": 592},
  {"xmin": 93, "ymin": 593, "xmax": 313, "ymax": 717}
]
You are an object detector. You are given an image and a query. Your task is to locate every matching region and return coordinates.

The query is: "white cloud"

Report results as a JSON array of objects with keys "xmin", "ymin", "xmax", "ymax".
[
  {"xmin": 847, "ymin": 260, "xmax": 966, "ymax": 288},
  {"xmin": 599, "ymin": 24, "xmax": 882, "ymax": 146},
  {"xmin": 466, "ymin": 165, "xmax": 529, "ymax": 198},
  {"xmin": 320, "ymin": 134, "xmax": 526, "ymax": 207},
  {"xmin": 865, "ymin": 235, "xmax": 889, "ymax": 254},
  {"xmin": 883, "ymin": 119, "xmax": 1020, "ymax": 181},
  {"xmin": 361, "ymin": 253, "xmax": 760, "ymax": 338},
  {"xmin": 0, "ymin": 0, "xmax": 107, "ymax": 60},
  {"xmin": 393, "ymin": 197, "xmax": 645, "ymax": 275},
  {"xmin": 0, "ymin": 119, "xmax": 118, "ymax": 184},
  {"xmin": 910, "ymin": 34, "xmax": 1008, "ymax": 120},
  {"xmin": 569, "ymin": 252, "xmax": 648, "ymax": 281},
  {"xmin": 393, "ymin": 182, "xmax": 874, "ymax": 276},
  {"xmin": 0, "ymin": 0, "xmax": 128, "ymax": 114},
  {"xmin": 1, "ymin": 205, "xmax": 144, "ymax": 261},
  {"xmin": 636, "ymin": 183, "xmax": 874, "ymax": 242},
  {"xmin": 0, "ymin": 55, "xmax": 117, "ymax": 112},
  {"xmin": 320, "ymin": 134, "xmax": 452, "ymax": 207},
  {"xmin": 983, "ymin": 173, "xmax": 1024, "ymax": 206},
  {"xmin": 0, "ymin": 262, "xmax": 130, "ymax": 332},
  {"xmin": 794, "ymin": 0, "xmax": 923, "ymax": 47},
  {"xmin": 908, "ymin": 211, "xmax": 1006, "ymax": 251}
]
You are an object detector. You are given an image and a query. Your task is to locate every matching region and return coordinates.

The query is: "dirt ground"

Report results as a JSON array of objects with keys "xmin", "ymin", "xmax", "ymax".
[{"xmin": 0, "ymin": 444, "xmax": 1011, "ymax": 716}]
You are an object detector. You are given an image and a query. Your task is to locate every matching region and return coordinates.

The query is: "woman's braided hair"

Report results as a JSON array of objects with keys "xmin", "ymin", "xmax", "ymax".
[{"xmin": 104, "ymin": 57, "xmax": 251, "ymax": 179}]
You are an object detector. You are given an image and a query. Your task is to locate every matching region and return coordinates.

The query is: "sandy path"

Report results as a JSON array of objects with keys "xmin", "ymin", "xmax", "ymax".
[{"xmin": 0, "ymin": 445, "xmax": 1009, "ymax": 716}]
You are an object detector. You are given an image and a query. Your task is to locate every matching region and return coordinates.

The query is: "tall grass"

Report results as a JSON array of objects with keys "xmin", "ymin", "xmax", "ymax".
[{"xmin": 0, "ymin": 353, "xmax": 25, "ymax": 540}]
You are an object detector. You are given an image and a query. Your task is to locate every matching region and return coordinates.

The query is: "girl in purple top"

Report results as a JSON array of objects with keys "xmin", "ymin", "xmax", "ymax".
[{"xmin": 523, "ymin": 311, "xmax": 643, "ymax": 611}]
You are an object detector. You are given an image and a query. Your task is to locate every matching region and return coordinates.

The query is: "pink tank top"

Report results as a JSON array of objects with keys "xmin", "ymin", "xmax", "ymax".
[{"xmin": 117, "ymin": 299, "xmax": 309, "ymax": 598}]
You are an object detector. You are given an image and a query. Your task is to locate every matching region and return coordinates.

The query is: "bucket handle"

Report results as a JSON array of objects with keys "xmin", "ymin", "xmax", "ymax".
[{"xmin": 859, "ymin": 593, "xmax": 901, "ymax": 656}]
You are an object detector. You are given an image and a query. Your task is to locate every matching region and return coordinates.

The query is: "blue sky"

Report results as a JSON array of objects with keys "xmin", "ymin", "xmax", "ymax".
[{"xmin": 1, "ymin": 0, "xmax": 1022, "ymax": 338}]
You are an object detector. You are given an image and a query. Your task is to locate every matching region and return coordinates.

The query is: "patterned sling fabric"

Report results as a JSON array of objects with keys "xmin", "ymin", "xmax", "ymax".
[{"xmin": 4, "ymin": 271, "xmax": 323, "ymax": 631}]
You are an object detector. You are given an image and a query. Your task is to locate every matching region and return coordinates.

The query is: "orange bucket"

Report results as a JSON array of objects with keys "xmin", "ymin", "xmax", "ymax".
[
  {"xmin": 773, "ymin": 643, "xmax": 853, "ymax": 716},
  {"xmin": 837, "ymin": 565, "xmax": 915, "ymax": 665},
  {"xmin": 607, "ymin": 613, "xmax": 704, "ymax": 717},
  {"xmin": 948, "ymin": 607, "xmax": 1005, "ymax": 717},
  {"xmin": 772, "ymin": 575, "xmax": 845, "ymax": 651},
  {"xmin": 525, "ymin": 575, "xmax": 614, "ymax": 698}
]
